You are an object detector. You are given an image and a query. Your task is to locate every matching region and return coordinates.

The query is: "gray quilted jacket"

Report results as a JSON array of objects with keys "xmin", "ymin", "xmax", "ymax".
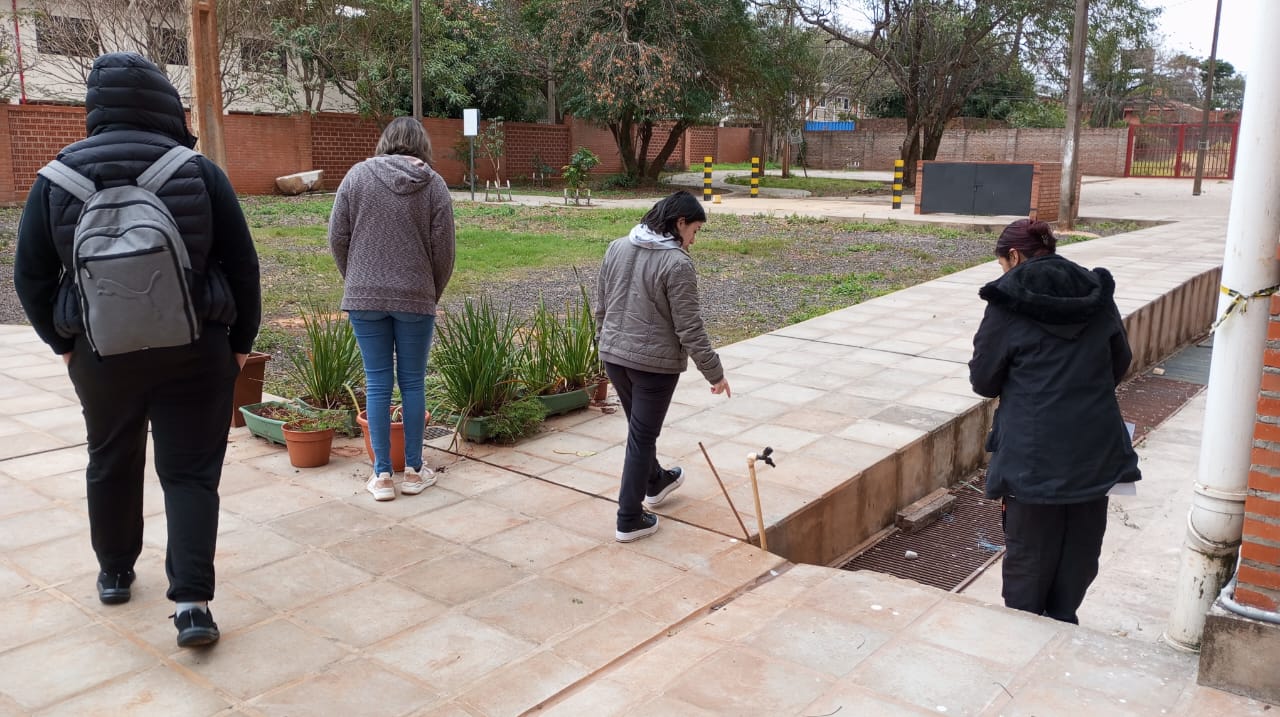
[{"xmin": 594, "ymin": 224, "xmax": 723, "ymax": 383}]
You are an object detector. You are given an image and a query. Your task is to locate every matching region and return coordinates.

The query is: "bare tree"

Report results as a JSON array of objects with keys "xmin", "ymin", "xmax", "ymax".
[
  {"xmin": 0, "ymin": 6, "xmax": 40, "ymax": 101},
  {"xmin": 24, "ymin": 0, "xmax": 282, "ymax": 110},
  {"xmin": 785, "ymin": 0, "xmax": 1029, "ymax": 186}
]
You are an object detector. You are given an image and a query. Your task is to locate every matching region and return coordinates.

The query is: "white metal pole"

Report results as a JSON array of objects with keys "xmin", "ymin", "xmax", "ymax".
[{"xmin": 1166, "ymin": 0, "xmax": 1280, "ymax": 651}]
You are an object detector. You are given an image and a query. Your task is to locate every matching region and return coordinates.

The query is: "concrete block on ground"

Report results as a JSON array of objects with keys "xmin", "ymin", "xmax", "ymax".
[
  {"xmin": 1198, "ymin": 601, "xmax": 1280, "ymax": 703},
  {"xmin": 895, "ymin": 487, "xmax": 955, "ymax": 534},
  {"xmin": 275, "ymin": 169, "xmax": 323, "ymax": 195}
]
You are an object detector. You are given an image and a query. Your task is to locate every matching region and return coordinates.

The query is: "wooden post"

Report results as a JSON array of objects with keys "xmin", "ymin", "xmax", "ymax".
[{"xmin": 188, "ymin": 0, "xmax": 226, "ymax": 168}]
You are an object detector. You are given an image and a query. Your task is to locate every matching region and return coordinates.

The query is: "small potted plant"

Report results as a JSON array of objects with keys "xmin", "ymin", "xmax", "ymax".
[
  {"xmin": 434, "ymin": 295, "xmax": 545, "ymax": 443},
  {"xmin": 520, "ymin": 295, "xmax": 595, "ymax": 417},
  {"xmin": 561, "ymin": 146, "xmax": 600, "ymax": 205},
  {"xmin": 239, "ymin": 401, "xmax": 310, "ymax": 445},
  {"xmin": 287, "ymin": 303, "xmax": 365, "ymax": 436},
  {"xmin": 350, "ymin": 386, "xmax": 431, "ymax": 472},
  {"xmin": 231, "ymin": 351, "xmax": 273, "ymax": 428},
  {"xmin": 574, "ymin": 276, "xmax": 608, "ymax": 402},
  {"xmin": 281, "ymin": 410, "xmax": 348, "ymax": 468}
]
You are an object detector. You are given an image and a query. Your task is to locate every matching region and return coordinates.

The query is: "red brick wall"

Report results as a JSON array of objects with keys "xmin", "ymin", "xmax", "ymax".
[
  {"xmin": 1240, "ymin": 292, "xmax": 1280, "ymax": 611},
  {"xmin": 804, "ymin": 127, "xmax": 1131, "ymax": 177},
  {"xmin": 0, "ymin": 105, "xmax": 749, "ymax": 199},
  {"xmin": 311, "ymin": 112, "xmax": 381, "ymax": 190},
  {"xmin": 716, "ymin": 127, "xmax": 751, "ymax": 164},
  {"xmin": 6, "ymin": 105, "xmax": 86, "ymax": 202},
  {"xmin": 568, "ymin": 118, "xmax": 623, "ymax": 176},
  {"xmin": 224, "ymin": 113, "xmax": 313, "ymax": 194}
]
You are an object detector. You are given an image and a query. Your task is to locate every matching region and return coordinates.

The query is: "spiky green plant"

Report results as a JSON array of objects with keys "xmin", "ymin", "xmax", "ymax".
[{"xmin": 287, "ymin": 305, "xmax": 364, "ymax": 410}]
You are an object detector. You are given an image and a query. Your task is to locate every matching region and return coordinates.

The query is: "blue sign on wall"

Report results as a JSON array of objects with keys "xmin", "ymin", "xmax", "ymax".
[{"xmin": 804, "ymin": 121, "xmax": 856, "ymax": 132}]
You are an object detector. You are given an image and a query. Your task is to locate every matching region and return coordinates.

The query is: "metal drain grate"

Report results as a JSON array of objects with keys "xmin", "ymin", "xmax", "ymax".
[
  {"xmin": 840, "ymin": 475, "xmax": 1003, "ymax": 592},
  {"xmin": 1115, "ymin": 374, "xmax": 1204, "ymax": 442},
  {"xmin": 424, "ymin": 425, "xmax": 454, "ymax": 441}
]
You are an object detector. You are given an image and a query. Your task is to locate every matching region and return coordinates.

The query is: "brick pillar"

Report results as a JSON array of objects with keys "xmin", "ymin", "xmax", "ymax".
[
  {"xmin": 1240, "ymin": 292, "xmax": 1280, "ymax": 611},
  {"xmin": 0, "ymin": 104, "xmax": 15, "ymax": 203}
]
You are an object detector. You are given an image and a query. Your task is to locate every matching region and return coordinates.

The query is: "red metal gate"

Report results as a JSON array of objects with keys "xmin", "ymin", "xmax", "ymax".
[{"xmin": 1125, "ymin": 123, "xmax": 1239, "ymax": 178}]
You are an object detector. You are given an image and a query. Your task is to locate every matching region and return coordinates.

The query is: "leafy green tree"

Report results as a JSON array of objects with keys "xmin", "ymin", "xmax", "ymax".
[
  {"xmin": 731, "ymin": 10, "xmax": 845, "ymax": 176},
  {"xmin": 791, "ymin": 0, "xmax": 1033, "ymax": 186},
  {"xmin": 1201, "ymin": 59, "xmax": 1244, "ymax": 112},
  {"xmin": 553, "ymin": 0, "xmax": 756, "ymax": 183},
  {"xmin": 962, "ymin": 66, "xmax": 1037, "ymax": 121},
  {"xmin": 1006, "ymin": 100, "xmax": 1066, "ymax": 127}
]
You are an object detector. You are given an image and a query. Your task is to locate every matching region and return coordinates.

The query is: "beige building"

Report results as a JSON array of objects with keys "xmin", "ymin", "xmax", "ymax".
[{"xmin": 2, "ymin": 0, "xmax": 353, "ymax": 113}]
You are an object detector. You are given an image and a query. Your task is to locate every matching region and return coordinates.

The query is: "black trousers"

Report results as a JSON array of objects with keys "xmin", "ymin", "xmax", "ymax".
[
  {"xmin": 68, "ymin": 328, "xmax": 238, "ymax": 602},
  {"xmin": 604, "ymin": 362, "xmax": 679, "ymax": 524},
  {"xmin": 1001, "ymin": 495, "xmax": 1109, "ymax": 624}
]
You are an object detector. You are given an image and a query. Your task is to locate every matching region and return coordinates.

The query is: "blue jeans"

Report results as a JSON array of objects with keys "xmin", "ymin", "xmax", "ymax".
[{"xmin": 348, "ymin": 310, "xmax": 435, "ymax": 475}]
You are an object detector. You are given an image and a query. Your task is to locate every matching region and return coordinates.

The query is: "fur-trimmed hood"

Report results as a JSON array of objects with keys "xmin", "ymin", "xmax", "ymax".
[{"xmin": 979, "ymin": 254, "xmax": 1115, "ymax": 333}]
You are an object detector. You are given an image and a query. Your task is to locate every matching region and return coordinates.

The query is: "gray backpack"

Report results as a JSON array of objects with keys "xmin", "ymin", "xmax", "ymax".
[{"xmin": 37, "ymin": 146, "xmax": 201, "ymax": 356}]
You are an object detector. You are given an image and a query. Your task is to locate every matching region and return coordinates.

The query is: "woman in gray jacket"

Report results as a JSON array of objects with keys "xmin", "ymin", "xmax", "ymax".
[{"xmin": 595, "ymin": 191, "xmax": 731, "ymax": 541}]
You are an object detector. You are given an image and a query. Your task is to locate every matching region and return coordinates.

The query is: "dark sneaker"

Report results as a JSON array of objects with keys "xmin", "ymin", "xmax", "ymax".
[
  {"xmin": 643, "ymin": 467, "xmax": 685, "ymax": 508},
  {"xmin": 173, "ymin": 608, "xmax": 220, "ymax": 648},
  {"xmin": 616, "ymin": 512, "xmax": 660, "ymax": 542},
  {"xmin": 97, "ymin": 570, "xmax": 135, "ymax": 605}
]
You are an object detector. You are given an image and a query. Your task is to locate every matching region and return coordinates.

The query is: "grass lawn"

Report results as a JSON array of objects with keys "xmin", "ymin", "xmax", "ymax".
[
  {"xmin": 0, "ymin": 196, "xmax": 1123, "ymax": 397},
  {"xmin": 722, "ymin": 174, "xmax": 887, "ymax": 197},
  {"xmin": 241, "ymin": 195, "xmax": 1016, "ymax": 395}
]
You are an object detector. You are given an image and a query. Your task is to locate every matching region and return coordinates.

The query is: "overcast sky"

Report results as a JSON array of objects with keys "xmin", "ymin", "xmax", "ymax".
[{"xmin": 1150, "ymin": 0, "xmax": 1254, "ymax": 76}]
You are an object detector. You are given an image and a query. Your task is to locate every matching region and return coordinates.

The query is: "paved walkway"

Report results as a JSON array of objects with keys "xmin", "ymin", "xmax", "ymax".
[{"xmin": 0, "ymin": 177, "xmax": 1271, "ymax": 716}]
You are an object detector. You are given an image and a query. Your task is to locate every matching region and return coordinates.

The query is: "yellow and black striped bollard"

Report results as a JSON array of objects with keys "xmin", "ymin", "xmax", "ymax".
[
  {"xmin": 750, "ymin": 156, "xmax": 760, "ymax": 198},
  {"xmin": 892, "ymin": 159, "xmax": 904, "ymax": 209},
  {"xmin": 703, "ymin": 156, "xmax": 713, "ymax": 202}
]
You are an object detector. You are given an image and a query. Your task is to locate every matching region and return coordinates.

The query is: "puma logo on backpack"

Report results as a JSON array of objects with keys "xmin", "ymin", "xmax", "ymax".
[{"xmin": 37, "ymin": 146, "xmax": 201, "ymax": 356}]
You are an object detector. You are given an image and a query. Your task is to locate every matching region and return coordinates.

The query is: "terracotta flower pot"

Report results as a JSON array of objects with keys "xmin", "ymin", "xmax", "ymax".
[
  {"xmin": 592, "ymin": 378, "xmax": 609, "ymax": 402},
  {"xmin": 282, "ymin": 426, "xmax": 335, "ymax": 468},
  {"xmin": 357, "ymin": 409, "xmax": 430, "ymax": 473},
  {"xmin": 231, "ymin": 352, "xmax": 271, "ymax": 428}
]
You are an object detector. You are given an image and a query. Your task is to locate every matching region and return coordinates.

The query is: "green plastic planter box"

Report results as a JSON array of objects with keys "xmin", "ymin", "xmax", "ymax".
[
  {"xmin": 239, "ymin": 400, "xmax": 307, "ymax": 445},
  {"xmin": 535, "ymin": 388, "xmax": 591, "ymax": 417}
]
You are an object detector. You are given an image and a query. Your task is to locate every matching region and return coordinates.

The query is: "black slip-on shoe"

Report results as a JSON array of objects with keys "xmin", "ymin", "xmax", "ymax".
[
  {"xmin": 616, "ymin": 512, "xmax": 660, "ymax": 542},
  {"xmin": 173, "ymin": 608, "xmax": 220, "ymax": 648},
  {"xmin": 643, "ymin": 467, "xmax": 685, "ymax": 508},
  {"xmin": 97, "ymin": 570, "xmax": 135, "ymax": 605}
]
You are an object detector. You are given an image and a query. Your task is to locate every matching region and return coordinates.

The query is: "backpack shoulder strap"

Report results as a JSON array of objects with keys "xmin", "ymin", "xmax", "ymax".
[
  {"xmin": 137, "ymin": 146, "xmax": 199, "ymax": 194},
  {"xmin": 36, "ymin": 160, "xmax": 95, "ymax": 203}
]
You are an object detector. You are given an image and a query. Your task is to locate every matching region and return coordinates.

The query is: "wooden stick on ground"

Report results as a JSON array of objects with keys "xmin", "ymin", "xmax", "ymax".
[{"xmin": 698, "ymin": 442, "xmax": 751, "ymax": 542}]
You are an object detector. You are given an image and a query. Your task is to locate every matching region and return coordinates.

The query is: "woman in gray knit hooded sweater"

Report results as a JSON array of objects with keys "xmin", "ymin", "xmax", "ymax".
[{"xmin": 329, "ymin": 117, "xmax": 456, "ymax": 501}]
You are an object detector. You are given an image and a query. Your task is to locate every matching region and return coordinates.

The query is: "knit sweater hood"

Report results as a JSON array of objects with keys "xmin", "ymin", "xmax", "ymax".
[
  {"xmin": 365, "ymin": 154, "xmax": 438, "ymax": 195},
  {"xmin": 328, "ymin": 154, "xmax": 456, "ymax": 317}
]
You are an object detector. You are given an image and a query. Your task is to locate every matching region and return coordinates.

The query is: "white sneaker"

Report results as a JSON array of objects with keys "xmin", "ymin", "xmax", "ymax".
[
  {"xmin": 401, "ymin": 465, "xmax": 436, "ymax": 495},
  {"xmin": 366, "ymin": 472, "xmax": 396, "ymax": 501}
]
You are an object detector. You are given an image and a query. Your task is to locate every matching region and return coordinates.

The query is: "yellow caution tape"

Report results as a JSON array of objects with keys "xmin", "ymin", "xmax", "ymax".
[{"xmin": 1211, "ymin": 283, "xmax": 1280, "ymax": 332}]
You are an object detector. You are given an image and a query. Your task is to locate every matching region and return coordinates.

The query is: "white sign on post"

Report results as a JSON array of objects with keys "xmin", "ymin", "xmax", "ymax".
[{"xmin": 463, "ymin": 108, "xmax": 479, "ymax": 137}]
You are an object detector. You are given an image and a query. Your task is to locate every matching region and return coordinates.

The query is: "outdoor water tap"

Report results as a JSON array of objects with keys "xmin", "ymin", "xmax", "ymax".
[{"xmin": 748, "ymin": 446, "xmax": 775, "ymax": 467}]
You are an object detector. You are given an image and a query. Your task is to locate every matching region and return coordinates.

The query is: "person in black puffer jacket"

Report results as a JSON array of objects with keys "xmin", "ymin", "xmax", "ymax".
[
  {"xmin": 969, "ymin": 218, "xmax": 1140, "ymax": 624},
  {"xmin": 13, "ymin": 53, "xmax": 261, "ymax": 648}
]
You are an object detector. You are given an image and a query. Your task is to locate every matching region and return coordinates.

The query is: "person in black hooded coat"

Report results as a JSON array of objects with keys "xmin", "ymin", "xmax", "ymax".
[
  {"xmin": 13, "ymin": 53, "xmax": 260, "ymax": 647},
  {"xmin": 969, "ymin": 218, "xmax": 1140, "ymax": 624}
]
